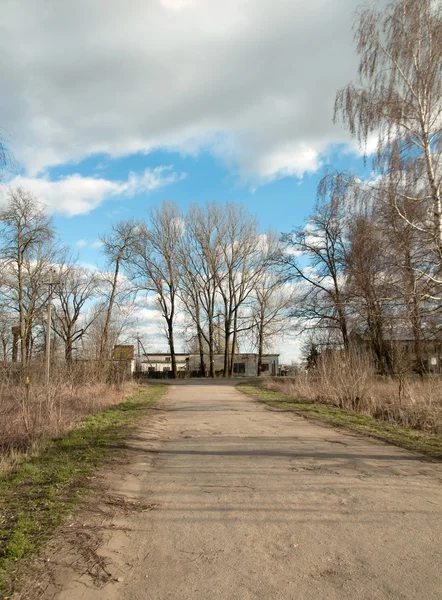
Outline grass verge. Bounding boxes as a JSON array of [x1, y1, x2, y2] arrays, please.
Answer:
[[0, 384, 166, 594], [238, 383, 442, 460]]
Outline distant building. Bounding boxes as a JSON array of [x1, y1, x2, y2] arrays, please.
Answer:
[[135, 353, 189, 374], [187, 353, 279, 377], [133, 351, 280, 377], [349, 330, 442, 373]]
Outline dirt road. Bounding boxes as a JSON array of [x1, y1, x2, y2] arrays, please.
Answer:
[[40, 382, 442, 600]]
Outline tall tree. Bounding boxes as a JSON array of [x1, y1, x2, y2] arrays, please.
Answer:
[[335, 0, 442, 265], [252, 270, 292, 376], [99, 220, 137, 367], [281, 192, 350, 351], [0, 187, 55, 368], [346, 214, 396, 375], [52, 264, 99, 363], [214, 203, 268, 376], [130, 202, 182, 379], [178, 202, 226, 377]]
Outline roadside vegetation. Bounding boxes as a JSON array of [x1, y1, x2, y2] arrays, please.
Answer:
[[0, 384, 166, 595], [0, 363, 137, 474], [239, 364, 442, 459]]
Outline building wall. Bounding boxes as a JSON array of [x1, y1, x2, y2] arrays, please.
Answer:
[[137, 354, 189, 373], [188, 353, 279, 376]]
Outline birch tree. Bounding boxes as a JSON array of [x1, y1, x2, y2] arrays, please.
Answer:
[[335, 0, 442, 266]]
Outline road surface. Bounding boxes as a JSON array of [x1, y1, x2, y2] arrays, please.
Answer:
[[40, 382, 442, 600]]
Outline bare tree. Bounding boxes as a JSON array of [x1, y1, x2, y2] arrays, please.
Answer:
[[281, 192, 350, 351], [251, 269, 292, 376], [345, 214, 396, 375], [178, 202, 227, 377], [130, 202, 182, 379], [375, 191, 434, 373], [213, 203, 270, 376], [52, 263, 99, 363], [335, 0, 442, 263], [0, 187, 55, 368], [99, 220, 138, 367]]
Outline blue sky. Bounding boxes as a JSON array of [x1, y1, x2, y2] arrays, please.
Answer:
[[0, 0, 381, 361], [50, 147, 369, 270]]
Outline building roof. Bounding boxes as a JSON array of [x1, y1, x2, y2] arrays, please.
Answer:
[[142, 353, 189, 357]]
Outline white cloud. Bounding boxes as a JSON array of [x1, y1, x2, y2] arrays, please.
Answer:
[[76, 239, 88, 247], [0, 167, 184, 216], [0, 0, 386, 183]]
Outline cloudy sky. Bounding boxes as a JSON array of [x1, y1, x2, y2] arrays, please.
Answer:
[[0, 0, 379, 361]]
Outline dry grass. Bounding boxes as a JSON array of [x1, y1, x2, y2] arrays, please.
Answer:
[[0, 361, 136, 472], [262, 352, 442, 435], [0, 385, 166, 595]]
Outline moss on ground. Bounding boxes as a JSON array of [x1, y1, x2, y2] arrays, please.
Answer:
[[0, 385, 166, 593], [238, 383, 442, 460]]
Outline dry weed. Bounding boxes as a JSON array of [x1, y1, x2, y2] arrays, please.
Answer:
[[263, 351, 442, 434], [0, 360, 136, 470]]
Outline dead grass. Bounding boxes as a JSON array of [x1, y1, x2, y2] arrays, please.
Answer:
[[260, 351, 442, 435], [0, 385, 166, 595], [238, 383, 442, 459], [0, 361, 136, 472]]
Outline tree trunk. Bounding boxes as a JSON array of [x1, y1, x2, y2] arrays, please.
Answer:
[[194, 300, 206, 377], [208, 312, 215, 377], [404, 247, 425, 374], [99, 255, 120, 368], [422, 130, 442, 257], [337, 304, 349, 353], [167, 319, 178, 379], [223, 315, 231, 377], [65, 336, 73, 365], [12, 326, 20, 362], [197, 324, 206, 377], [17, 249, 27, 369], [230, 311, 238, 376], [257, 315, 264, 376]]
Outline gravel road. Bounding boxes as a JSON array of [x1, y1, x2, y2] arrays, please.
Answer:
[[41, 382, 442, 600]]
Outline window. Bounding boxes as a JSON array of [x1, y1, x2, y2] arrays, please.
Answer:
[[261, 363, 269, 372], [148, 367, 155, 373], [164, 356, 171, 362], [163, 367, 171, 372], [233, 362, 246, 374]]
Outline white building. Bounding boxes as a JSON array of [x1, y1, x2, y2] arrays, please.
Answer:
[[134, 352, 279, 377], [135, 353, 189, 374], [187, 353, 279, 377]]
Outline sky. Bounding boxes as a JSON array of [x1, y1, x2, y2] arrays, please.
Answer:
[[0, 0, 381, 363]]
